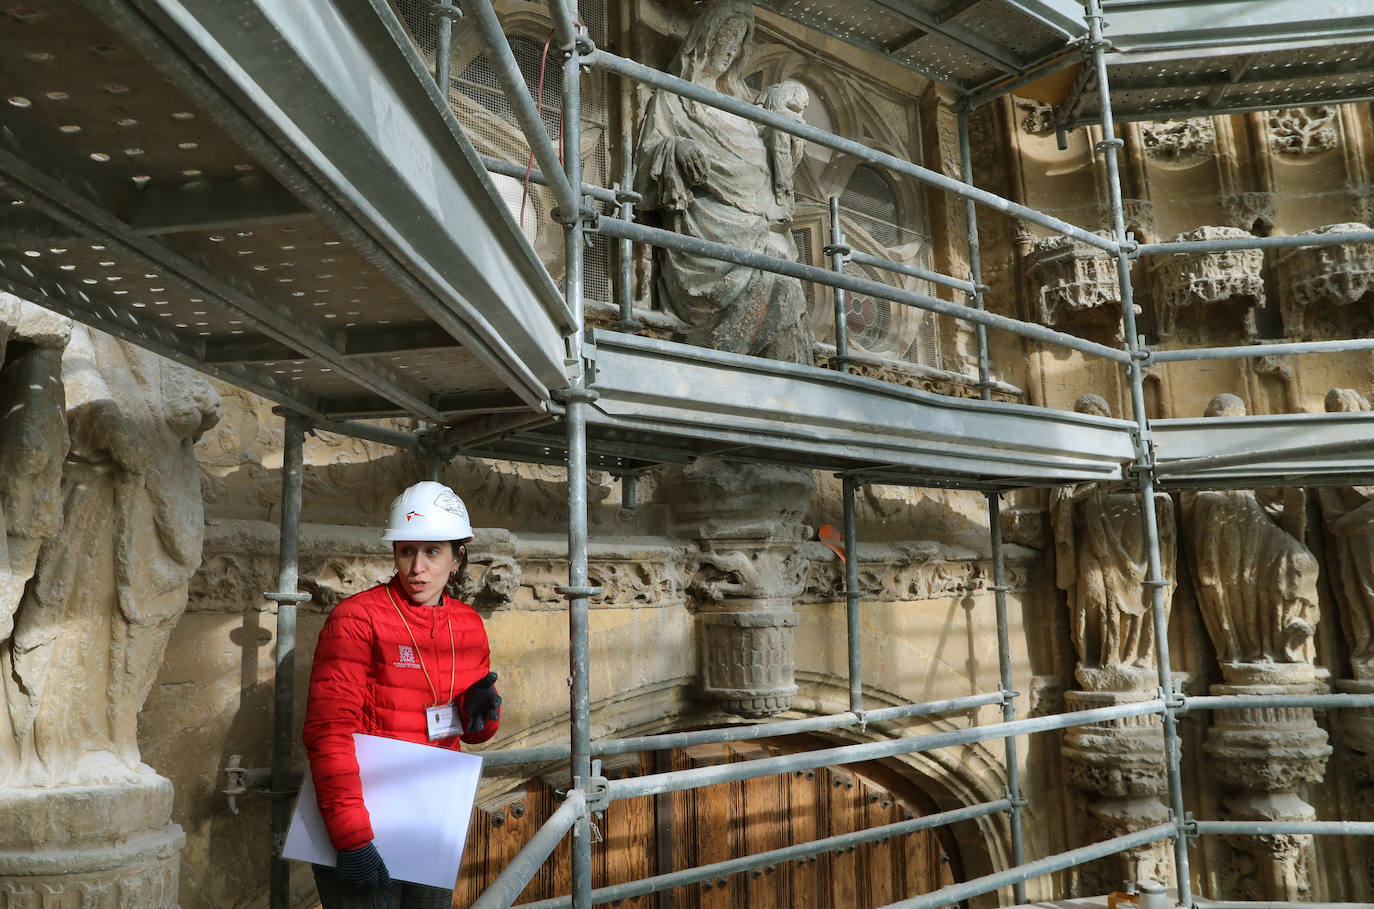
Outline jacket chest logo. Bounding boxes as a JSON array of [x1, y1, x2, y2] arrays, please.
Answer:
[[393, 644, 422, 669]]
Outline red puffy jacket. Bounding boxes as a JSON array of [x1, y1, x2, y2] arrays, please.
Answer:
[[303, 576, 499, 851]]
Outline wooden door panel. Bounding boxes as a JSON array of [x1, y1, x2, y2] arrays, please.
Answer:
[[453, 740, 959, 909]]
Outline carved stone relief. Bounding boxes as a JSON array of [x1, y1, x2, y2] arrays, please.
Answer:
[[1151, 227, 1264, 344], [1274, 223, 1374, 340], [1140, 117, 1216, 163], [1268, 107, 1338, 156], [1024, 235, 1123, 342], [1016, 98, 1056, 136], [1, 321, 220, 907], [1221, 191, 1276, 235]]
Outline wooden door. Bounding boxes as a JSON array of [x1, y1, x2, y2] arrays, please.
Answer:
[[454, 740, 958, 907]]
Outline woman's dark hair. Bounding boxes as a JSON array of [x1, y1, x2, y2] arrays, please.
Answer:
[[447, 540, 469, 594]]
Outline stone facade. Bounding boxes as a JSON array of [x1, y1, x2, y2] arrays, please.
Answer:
[[7, 2, 1374, 907]]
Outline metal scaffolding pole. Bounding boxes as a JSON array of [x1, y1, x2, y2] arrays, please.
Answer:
[[1084, 1, 1193, 905], [550, 3, 597, 907], [469, 790, 588, 909], [958, 100, 1026, 903], [433, 0, 459, 95], [828, 195, 864, 715], [480, 691, 1007, 767], [267, 413, 310, 909], [613, 133, 642, 332]]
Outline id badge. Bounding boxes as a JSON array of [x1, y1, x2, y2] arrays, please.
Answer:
[[426, 703, 463, 741]]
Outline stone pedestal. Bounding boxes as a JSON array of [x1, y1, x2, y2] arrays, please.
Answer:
[[0, 777, 185, 906], [1204, 669, 1331, 902], [1062, 686, 1175, 892], [664, 459, 815, 719]]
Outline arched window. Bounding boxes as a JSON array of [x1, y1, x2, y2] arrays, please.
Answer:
[[840, 164, 901, 248], [456, 34, 563, 140]]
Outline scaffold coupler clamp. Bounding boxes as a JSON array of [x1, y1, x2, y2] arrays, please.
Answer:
[[823, 241, 851, 259], [1182, 811, 1200, 841], [999, 687, 1020, 708], [1005, 787, 1028, 810], [1160, 680, 1187, 715], [555, 584, 604, 600], [262, 590, 313, 611], [429, 1, 462, 21], [612, 184, 642, 207], [223, 755, 248, 816], [552, 386, 600, 406]]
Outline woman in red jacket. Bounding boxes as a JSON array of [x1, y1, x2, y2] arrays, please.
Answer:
[[304, 481, 501, 907]]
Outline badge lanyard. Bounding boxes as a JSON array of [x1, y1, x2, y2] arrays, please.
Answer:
[[385, 585, 456, 708]]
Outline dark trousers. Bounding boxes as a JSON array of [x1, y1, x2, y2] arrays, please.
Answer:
[[313, 865, 454, 909]]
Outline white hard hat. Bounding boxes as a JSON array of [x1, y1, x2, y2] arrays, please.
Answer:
[[381, 481, 474, 542]]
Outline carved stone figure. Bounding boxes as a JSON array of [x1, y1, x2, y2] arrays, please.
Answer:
[[1052, 395, 1176, 690], [1024, 236, 1122, 342], [1181, 394, 1319, 676], [634, 0, 814, 363], [0, 323, 219, 906], [1274, 223, 1374, 340], [1151, 227, 1265, 345]]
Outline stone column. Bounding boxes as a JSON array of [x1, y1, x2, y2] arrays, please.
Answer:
[[0, 311, 220, 906], [663, 459, 814, 718]]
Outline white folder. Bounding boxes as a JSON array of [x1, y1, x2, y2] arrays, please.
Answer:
[[283, 733, 484, 890]]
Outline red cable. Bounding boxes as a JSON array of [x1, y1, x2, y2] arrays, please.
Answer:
[[519, 22, 581, 233]]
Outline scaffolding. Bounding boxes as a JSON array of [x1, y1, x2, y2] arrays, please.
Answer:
[[5, 1, 1374, 908]]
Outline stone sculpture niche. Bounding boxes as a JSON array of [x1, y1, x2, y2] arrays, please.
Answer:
[[1024, 235, 1123, 344], [1274, 223, 1374, 340], [1181, 393, 1329, 903], [1314, 388, 1374, 784], [634, 0, 814, 364], [0, 308, 221, 907], [1052, 394, 1176, 891], [1150, 227, 1264, 345], [664, 458, 814, 718]]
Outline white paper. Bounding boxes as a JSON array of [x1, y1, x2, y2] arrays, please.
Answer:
[[283, 733, 484, 889]]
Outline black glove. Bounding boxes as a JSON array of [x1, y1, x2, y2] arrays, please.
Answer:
[[461, 672, 502, 733], [335, 841, 391, 889]]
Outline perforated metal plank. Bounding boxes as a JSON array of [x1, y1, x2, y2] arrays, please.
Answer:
[[1100, 0, 1374, 57], [0, 0, 570, 422], [580, 331, 1135, 485], [1153, 411, 1374, 489]]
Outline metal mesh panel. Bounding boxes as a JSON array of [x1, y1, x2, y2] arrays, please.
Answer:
[[389, 0, 612, 304]]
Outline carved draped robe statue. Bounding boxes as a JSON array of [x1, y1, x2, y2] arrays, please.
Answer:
[[1051, 395, 1176, 689], [1181, 394, 1319, 671], [1, 326, 220, 786], [1315, 388, 1374, 679], [634, 0, 814, 363]]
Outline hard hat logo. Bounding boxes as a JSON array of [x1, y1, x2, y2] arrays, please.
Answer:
[[381, 481, 475, 542]]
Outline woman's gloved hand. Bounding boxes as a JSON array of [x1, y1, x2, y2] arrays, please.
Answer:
[[335, 841, 391, 889], [461, 672, 502, 733]]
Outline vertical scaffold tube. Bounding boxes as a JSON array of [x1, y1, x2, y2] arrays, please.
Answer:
[[958, 101, 1026, 903], [434, 0, 457, 101], [1084, 1, 1192, 904], [559, 10, 595, 909], [614, 133, 642, 332], [828, 196, 851, 367], [269, 412, 306, 909], [842, 475, 863, 715]]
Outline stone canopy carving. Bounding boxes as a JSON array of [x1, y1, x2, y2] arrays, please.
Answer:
[[1024, 234, 1122, 342], [1274, 222, 1374, 340], [1140, 117, 1216, 163], [634, 0, 813, 363], [1151, 226, 1265, 344], [1268, 107, 1338, 156]]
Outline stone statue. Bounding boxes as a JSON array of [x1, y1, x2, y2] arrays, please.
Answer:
[[634, 0, 814, 363], [2, 326, 220, 787], [1315, 387, 1374, 680], [1181, 393, 1319, 672], [1051, 394, 1176, 690]]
